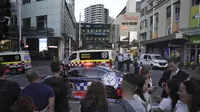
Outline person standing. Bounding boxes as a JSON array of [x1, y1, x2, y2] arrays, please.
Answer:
[[0, 64, 21, 112], [118, 54, 123, 71], [43, 61, 72, 112], [21, 69, 55, 112], [109, 74, 147, 112], [158, 58, 189, 98]]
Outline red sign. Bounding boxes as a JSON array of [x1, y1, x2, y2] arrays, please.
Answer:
[[123, 15, 139, 21]]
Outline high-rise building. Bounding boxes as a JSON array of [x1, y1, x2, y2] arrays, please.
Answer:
[[84, 4, 109, 24], [104, 8, 109, 24]]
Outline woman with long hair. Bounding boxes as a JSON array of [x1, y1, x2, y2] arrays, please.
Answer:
[[175, 80, 200, 112], [80, 81, 108, 112], [11, 96, 37, 112], [151, 79, 180, 112], [134, 76, 151, 111]]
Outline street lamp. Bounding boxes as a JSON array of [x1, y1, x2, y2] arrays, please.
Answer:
[[16, 0, 22, 51], [79, 13, 84, 48]]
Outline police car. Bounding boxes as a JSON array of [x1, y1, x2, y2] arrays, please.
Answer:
[[42, 63, 123, 102]]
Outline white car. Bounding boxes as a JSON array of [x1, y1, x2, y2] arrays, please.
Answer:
[[139, 54, 168, 68]]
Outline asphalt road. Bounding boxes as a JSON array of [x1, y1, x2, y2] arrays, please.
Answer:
[[6, 65, 164, 112]]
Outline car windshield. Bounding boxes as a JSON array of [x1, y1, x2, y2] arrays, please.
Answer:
[[154, 55, 164, 60]]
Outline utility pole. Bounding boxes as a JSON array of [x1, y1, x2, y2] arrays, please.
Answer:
[[17, 0, 22, 51], [170, 0, 174, 34], [79, 13, 81, 47]]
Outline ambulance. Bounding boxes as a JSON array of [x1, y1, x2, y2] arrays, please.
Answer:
[[0, 51, 32, 74], [64, 50, 117, 68]]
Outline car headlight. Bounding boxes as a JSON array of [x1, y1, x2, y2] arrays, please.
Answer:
[[101, 72, 119, 89]]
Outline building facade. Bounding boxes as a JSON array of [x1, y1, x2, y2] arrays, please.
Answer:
[[139, 0, 200, 63], [21, 0, 76, 60], [113, 0, 141, 54], [84, 4, 109, 24], [80, 23, 111, 49]]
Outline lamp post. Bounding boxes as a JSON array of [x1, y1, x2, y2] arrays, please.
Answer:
[[16, 0, 22, 51]]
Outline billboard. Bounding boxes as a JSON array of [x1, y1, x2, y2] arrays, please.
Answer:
[[190, 5, 200, 28]]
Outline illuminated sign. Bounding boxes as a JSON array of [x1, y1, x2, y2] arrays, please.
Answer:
[[123, 15, 139, 21], [121, 22, 138, 25]]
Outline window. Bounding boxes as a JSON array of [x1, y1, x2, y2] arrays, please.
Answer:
[[155, 13, 159, 29], [174, 1, 180, 18], [23, 0, 30, 5], [150, 16, 153, 26], [68, 53, 77, 60], [36, 15, 47, 28], [79, 52, 109, 60], [23, 18, 31, 28], [192, 0, 200, 6], [144, 55, 148, 59], [68, 69, 83, 77], [0, 55, 21, 62], [144, 20, 147, 28], [148, 55, 152, 60], [166, 6, 171, 18], [83, 69, 106, 77]]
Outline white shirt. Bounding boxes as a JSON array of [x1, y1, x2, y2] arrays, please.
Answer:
[[170, 69, 179, 79], [133, 94, 151, 111], [159, 97, 172, 112], [118, 55, 123, 62], [175, 100, 189, 112]]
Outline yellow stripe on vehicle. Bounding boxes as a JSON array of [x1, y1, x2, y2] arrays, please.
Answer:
[[0, 61, 22, 65]]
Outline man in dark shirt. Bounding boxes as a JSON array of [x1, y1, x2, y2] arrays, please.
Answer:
[[0, 64, 21, 112], [158, 58, 189, 98], [43, 61, 72, 112], [21, 69, 55, 112]]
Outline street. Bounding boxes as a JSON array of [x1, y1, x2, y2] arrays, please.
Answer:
[[6, 64, 164, 112]]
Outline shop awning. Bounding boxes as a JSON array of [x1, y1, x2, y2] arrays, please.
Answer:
[[141, 34, 176, 44], [180, 27, 200, 36]]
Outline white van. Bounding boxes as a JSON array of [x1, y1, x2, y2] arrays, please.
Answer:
[[64, 50, 117, 67], [0, 51, 32, 74], [139, 54, 167, 68]]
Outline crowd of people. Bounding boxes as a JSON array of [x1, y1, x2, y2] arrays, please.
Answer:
[[0, 58, 200, 112]]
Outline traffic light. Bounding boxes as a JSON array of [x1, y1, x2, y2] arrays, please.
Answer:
[[0, 0, 11, 40], [21, 40, 24, 48]]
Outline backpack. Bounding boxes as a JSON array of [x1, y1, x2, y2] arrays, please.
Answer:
[[44, 77, 70, 112], [0, 80, 13, 112]]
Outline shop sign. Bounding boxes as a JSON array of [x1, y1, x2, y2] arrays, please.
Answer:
[[190, 6, 200, 28], [189, 36, 200, 44], [121, 22, 138, 25], [123, 15, 139, 21]]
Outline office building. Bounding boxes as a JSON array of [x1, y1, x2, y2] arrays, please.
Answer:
[[20, 0, 76, 60]]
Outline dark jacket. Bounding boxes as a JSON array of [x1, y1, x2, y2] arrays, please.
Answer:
[[109, 99, 136, 112], [43, 77, 71, 112], [80, 100, 108, 112], [158, 70, 189, 98]]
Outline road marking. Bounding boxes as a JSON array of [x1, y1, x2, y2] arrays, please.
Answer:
[[7, 75, 21, 80]]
